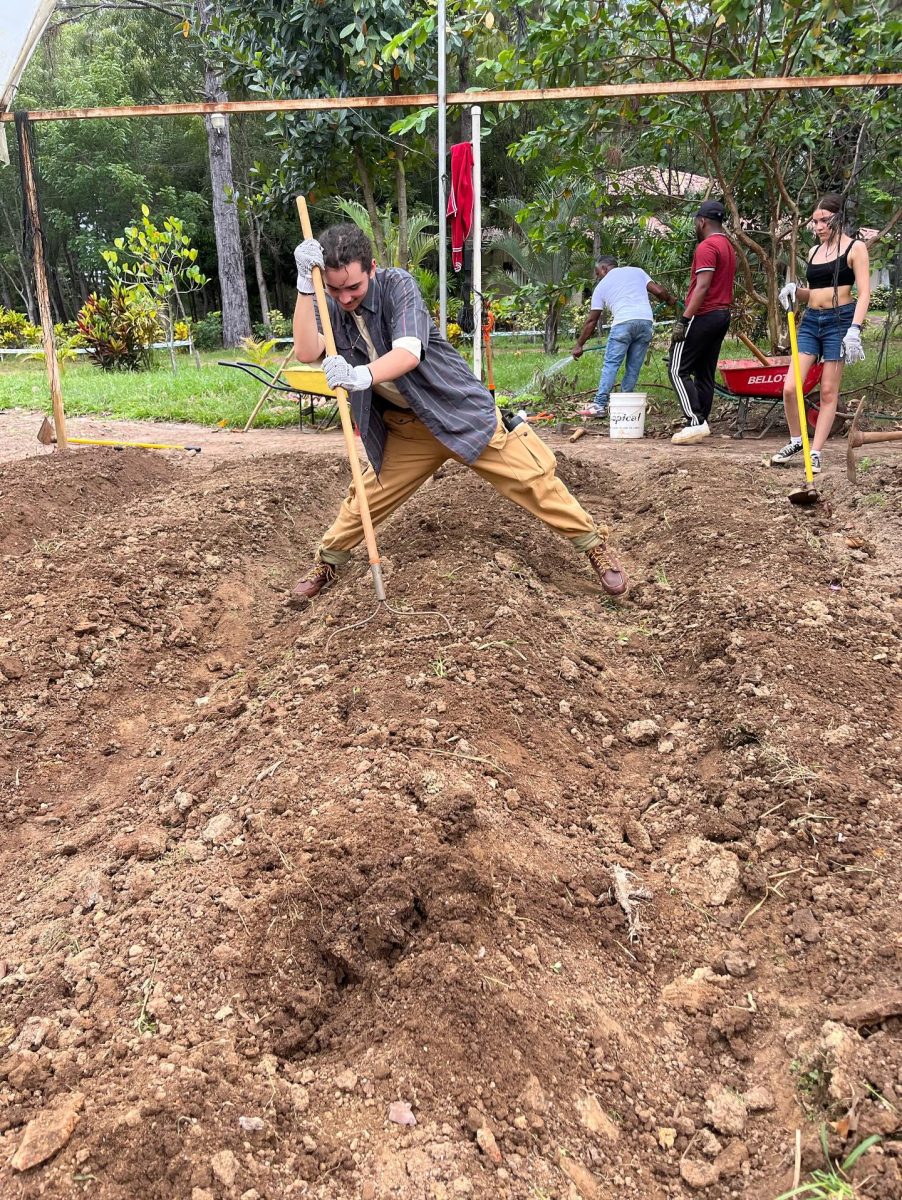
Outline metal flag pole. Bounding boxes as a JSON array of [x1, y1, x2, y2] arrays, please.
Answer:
[[471, 104, 482, 384], [437, 0, 448, 337]]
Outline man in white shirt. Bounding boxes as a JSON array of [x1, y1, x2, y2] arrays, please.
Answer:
[[572, 256, 677, 416]]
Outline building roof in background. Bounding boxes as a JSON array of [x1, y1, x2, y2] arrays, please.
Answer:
[[608, 167, 712, 200]]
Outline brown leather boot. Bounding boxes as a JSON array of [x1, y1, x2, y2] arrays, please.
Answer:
[[586, 541, 628, 597], [288, 561, 337, 607]]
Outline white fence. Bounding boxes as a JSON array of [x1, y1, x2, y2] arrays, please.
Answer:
[[0, 339, 194, 359]]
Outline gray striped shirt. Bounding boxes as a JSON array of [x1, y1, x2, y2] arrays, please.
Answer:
[[320, 268, 496, 475]]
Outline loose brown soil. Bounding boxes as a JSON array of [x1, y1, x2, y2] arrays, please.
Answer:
[[1, 422, 900, 1200]]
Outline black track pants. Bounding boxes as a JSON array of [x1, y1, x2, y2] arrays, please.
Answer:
[[668, 308, 731, 425]]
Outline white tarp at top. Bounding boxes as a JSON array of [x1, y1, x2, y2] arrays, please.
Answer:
[[0, 0, 58, 162], [0, 0, 57, 111]]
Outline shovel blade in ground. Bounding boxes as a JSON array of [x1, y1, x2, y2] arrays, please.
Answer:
[[788, 482, 821, 507]]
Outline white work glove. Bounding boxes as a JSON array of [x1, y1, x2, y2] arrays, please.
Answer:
[[323, 355, 373, 393], [778, 281, 797, 311], [841, 325, 865, 365], [294, 238, 325, 295]]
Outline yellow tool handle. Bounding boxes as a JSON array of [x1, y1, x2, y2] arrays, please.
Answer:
[[296, 195, 386, 603], [786, 309, 814, 486], [69, 437, 200, 452]]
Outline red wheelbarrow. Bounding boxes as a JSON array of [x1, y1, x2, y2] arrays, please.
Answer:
[[715, 356, 828, 439]]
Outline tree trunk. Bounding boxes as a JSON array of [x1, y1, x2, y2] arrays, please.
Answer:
[[49, 260, 66, 324], [274, 271, 286, 318], [65, 245, 89, 306], [0, 260, 29, 315], [395, 150, 408, 270], [248, 213, 271, 331], [172, 288, 203, 368], [543, 301, 559, 355], [164, 300, 178, 372], [2, 202, 36, 320], [197, 0, 251, 349], [353, 148, 389, 264]]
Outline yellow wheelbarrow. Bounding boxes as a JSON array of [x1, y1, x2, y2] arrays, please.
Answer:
[[219, 360, 338, 432]]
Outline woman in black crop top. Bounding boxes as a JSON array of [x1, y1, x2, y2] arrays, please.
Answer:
[[771, 193, 870, 474]]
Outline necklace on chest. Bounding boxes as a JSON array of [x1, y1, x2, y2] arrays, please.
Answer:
[[814, 239, 846, 264]]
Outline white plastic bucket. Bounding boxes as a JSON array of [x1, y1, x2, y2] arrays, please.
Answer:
[[609, 392, 647, 439]]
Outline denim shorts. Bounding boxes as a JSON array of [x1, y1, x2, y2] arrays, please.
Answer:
[[796, 302, 855, 362]]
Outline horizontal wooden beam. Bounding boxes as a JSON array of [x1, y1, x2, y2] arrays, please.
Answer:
[[2, 73, 900, 123]]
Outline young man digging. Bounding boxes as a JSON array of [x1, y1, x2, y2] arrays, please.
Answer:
[[288, 225, 628, 605]]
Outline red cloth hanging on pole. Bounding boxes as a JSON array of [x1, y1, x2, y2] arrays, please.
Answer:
[[446, 142, 474, 272]]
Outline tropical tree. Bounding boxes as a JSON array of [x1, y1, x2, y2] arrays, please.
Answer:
[[9, 7, 212, 323], [212, 1, 442, 256], [481, 0, 902, 348], [194, 0, 252, 345], [103, 207, 208, 369], [332, 199, 437, 272], [493, 183, 595, 352]]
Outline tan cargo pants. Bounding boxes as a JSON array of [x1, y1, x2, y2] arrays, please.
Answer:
[[318, 409, 602, 566]]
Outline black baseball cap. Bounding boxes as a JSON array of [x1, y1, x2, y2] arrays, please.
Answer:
[[696, 199, 726, 221]]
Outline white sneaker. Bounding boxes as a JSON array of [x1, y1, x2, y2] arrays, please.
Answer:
[[671, 421, 710, 445], [771, 440, 804, 466], [578, 402, 608, 418], [810, 450, 822, 475]]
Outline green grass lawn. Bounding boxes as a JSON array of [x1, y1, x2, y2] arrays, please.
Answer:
[[0, 333, 897, 430]]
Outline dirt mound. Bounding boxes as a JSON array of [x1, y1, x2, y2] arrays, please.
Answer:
[[0, 449, 179, 556], [0, 445, 900, 1199]]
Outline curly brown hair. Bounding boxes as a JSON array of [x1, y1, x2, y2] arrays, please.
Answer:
[[319, 224, 374, 272]]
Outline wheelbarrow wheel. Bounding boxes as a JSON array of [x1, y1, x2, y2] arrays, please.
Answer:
[[805, 393, 846, 439]]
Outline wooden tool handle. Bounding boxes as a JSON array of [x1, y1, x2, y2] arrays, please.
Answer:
[[854, 430, 902, 447], [736, 331, 772, 368], [296, 196, 385, 602]]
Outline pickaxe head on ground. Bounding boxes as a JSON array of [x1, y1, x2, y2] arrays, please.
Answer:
[[846, 398, 902, 484]]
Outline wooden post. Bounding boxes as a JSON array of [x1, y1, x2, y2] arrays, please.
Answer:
[[471, 104, 482, 385], [1, 74, 900, 124], [17, 115, 67, 449]]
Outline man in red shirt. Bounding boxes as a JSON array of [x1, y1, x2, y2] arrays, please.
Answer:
[[668, 199, 736, 444]]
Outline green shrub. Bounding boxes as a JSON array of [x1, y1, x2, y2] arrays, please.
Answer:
[[491, 294, 545, 332], [567, 299, 592, 339], [430, 296, 464, 326], [193, 310, 223, 350], [869, 286, 897, 313], [252, 308, 292, 339], [0, 307, 41, 349], [239, 336, 278, 365], [76, 283, 161, 371]]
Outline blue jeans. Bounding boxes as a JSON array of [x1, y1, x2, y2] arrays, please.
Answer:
[[594, 320, 654, 408], [796, 302, 855, 362]]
